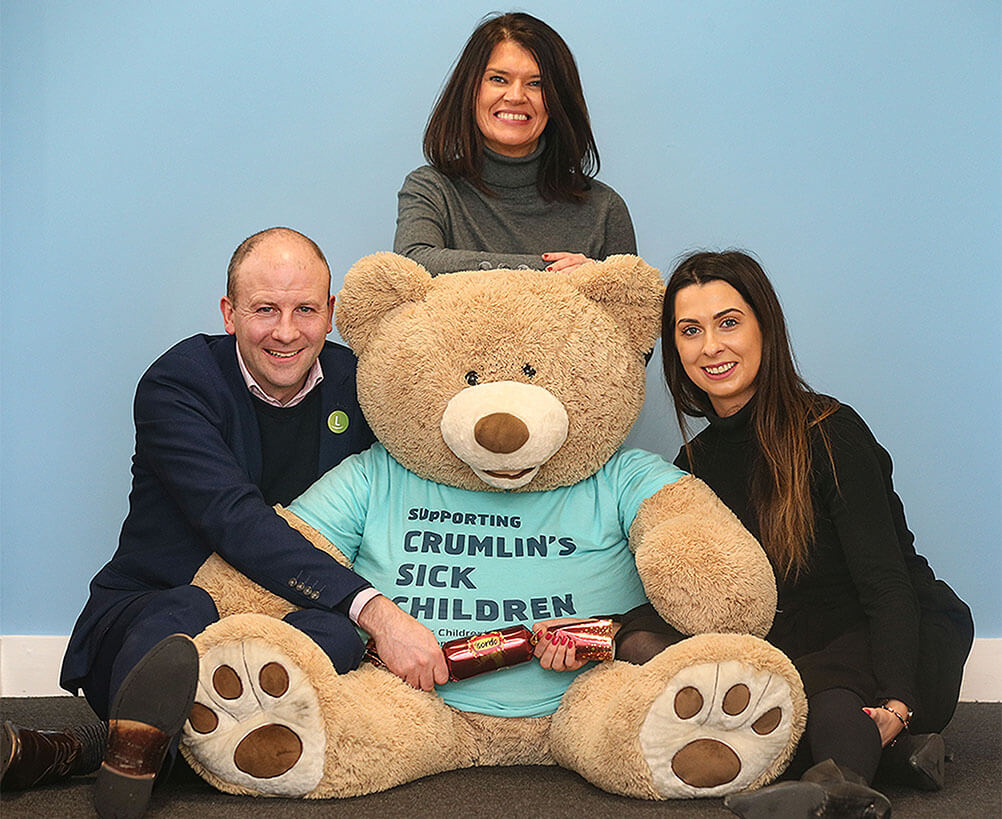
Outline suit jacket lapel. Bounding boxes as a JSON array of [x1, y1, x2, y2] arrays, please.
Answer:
[[317, 344, 356, 474], [212, 335, 263, 484]]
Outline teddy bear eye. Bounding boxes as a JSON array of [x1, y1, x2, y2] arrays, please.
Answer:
[[465, 370, 479, 386], [522, 363, 536, 378]]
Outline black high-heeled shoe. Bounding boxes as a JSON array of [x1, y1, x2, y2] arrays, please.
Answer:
[[878, 732, 945, 791], [724, 759, 891, 819]]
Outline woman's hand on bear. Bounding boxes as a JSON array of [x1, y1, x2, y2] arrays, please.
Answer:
[[542, 252, 591, 273], [532, 618, 589, 672], [357, 595, 449, 690]]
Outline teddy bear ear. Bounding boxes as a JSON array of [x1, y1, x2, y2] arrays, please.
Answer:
[[335, 252, 432, 356], [567, 255, 666, 356]]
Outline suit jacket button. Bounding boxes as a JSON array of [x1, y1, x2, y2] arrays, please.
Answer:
[[311, 592, 320, 600]]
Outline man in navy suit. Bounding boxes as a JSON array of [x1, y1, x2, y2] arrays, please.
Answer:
[[1, 228, 448, 815]]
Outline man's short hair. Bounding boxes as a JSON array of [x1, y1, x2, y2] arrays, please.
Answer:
[[226, 227, 330, 300]]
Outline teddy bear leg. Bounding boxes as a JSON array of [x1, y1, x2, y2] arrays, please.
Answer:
[[180, 613, 471, 798], [550, 633, 806, 799]]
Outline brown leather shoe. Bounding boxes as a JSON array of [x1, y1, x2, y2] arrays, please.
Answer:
[[93, 634, 198, 819], [1, 720, 84, 790]]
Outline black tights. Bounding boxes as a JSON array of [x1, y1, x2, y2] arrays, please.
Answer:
[[804, 688, 883, 784], [614, 628, 679, 664]]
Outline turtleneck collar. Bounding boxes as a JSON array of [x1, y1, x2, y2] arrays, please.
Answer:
[[481, 137, 545, 189], [705, 396, 755, 443]]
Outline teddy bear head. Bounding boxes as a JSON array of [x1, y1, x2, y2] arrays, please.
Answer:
[[335, 253, 664, 493]]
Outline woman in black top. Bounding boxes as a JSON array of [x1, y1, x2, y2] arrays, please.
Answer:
[[615, 251, 973, 818]]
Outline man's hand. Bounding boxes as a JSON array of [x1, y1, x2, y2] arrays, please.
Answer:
[[356, 595, 448, 691]]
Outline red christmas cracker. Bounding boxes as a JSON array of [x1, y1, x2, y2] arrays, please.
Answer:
[[364, 618, 615, 681]]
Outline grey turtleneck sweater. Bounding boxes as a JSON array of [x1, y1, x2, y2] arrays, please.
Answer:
[[393, 143, 636, 276]]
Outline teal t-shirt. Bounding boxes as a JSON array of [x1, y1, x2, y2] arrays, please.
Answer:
[[288, 444, 687, 717]]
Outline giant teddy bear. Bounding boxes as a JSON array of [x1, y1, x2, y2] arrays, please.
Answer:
[[181, 253, 807, 800]]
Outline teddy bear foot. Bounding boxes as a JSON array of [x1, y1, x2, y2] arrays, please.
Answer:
[[638, 654, 796, 797], [551, 633, 805, 800], [180, 616, 327, 797]]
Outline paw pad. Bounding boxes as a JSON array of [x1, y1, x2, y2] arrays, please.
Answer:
[[640, 659, 796, 797], [259, 662, 289, 697], [722, 683, 750, 715], [181, 639, 325, 796], [233, 724, 303, 778], [671, 738, 741, 787], [213, 665, 243, 699], [674, 686, 703, 719]]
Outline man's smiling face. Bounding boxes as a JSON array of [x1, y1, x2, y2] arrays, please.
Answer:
[[220, 233, 334, 404]]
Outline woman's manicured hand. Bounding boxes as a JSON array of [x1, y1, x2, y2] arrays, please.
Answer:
[[542, 252, 591, 272], [532, 618, 589, 672], [863, 699, 910, 747]]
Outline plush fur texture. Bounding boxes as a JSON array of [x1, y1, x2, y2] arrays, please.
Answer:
[[192, 507, 350, 620], [551, 633, 807, 799], [184, 254, 806, 800], [336, 253, 661, 492], [630, 477, 777, 637]]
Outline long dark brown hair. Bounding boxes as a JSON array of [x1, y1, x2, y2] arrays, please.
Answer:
[[662, 251, 838, 579], [423, 12, 598, 203]]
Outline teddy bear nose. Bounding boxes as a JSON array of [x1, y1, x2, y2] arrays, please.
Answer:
[[474, 413, 530, 453]]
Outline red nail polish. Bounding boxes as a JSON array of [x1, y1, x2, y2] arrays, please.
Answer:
[[544, 632, 552, 641]]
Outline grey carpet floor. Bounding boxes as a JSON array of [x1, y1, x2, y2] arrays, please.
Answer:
[[2, 697, 999, 817]]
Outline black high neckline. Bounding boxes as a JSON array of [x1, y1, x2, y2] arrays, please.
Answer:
[[704, 397, 755, 444]]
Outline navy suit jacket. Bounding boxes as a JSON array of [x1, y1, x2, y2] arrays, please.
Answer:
[[61, 334, 376, 692]]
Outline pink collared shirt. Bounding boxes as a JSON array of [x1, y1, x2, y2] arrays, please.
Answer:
[[235, 344, 381, 625], [235, 345, 324, 407]]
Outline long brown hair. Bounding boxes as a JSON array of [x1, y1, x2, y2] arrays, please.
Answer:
[[662, 251, 837, 579], [423, 12, 598, 203]]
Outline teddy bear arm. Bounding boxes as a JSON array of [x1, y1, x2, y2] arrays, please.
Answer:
[[191, 553, 297, 619], [190, 506, 352, 619], [630, 477, 776, 636], [274, 505, 353, 567]]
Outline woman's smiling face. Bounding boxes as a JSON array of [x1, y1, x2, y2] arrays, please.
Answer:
[[673, 280, 763, 417], [475, 40, 548, 157]]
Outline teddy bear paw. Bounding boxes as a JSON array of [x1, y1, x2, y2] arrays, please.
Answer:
[[638, 658, 795, 798], [181, 637, 326, 796]]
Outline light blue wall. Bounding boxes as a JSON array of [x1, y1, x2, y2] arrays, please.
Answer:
[[2, 1, 999, 639]]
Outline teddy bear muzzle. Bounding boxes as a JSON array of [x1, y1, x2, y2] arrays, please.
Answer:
[[440, 380, 569, 489]]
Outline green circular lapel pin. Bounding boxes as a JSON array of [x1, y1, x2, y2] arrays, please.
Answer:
[[327, 410, 350, 434]]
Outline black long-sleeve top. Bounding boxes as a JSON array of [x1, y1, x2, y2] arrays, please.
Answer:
[[675, 399, 923, 707]]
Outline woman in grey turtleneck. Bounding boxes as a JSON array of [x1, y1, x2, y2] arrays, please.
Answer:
[[394, 12, 636, 277]]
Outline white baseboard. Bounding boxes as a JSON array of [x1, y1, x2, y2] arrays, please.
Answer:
[[958, 638, 1000, 703], [2, 634, 999, 700], [1, 635, 72, 697]]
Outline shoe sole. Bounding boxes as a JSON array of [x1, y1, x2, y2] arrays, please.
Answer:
[[94, 634, 199, 819], [725, 779, 891, 819], [725, 781, 827, 818]]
